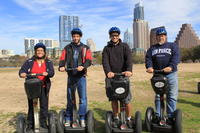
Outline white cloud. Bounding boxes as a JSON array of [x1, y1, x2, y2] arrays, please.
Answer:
[[1, 0, 200, 53], [143, 0, 200, 41]]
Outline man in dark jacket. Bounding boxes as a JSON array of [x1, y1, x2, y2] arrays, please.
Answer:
[[19, 43, 54, 132], [59, 28, 92, 127], [145, 27, 179, 124], [102, 27, 133, 128]]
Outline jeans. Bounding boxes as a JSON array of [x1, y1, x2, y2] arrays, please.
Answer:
[[66, 76, 87, 120], [155, 72, 179, 118]]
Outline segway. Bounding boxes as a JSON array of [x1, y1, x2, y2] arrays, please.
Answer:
[[145, 70, 182, 133], [105, 73, 142, 133], [197, 82, 200, 94], [16, 73, 57, 133], [57, 68, 95, 133]]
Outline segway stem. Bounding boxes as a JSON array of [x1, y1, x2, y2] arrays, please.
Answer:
[[160, 94, 165, 124], [33, 98, 40, 132]]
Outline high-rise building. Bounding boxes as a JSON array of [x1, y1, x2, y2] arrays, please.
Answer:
[[123, 29, 134, 49], [24, 38, 60, 58], [175, 24, 200, 48], [86, 39, 96, 52], [133, 1, 150, 54], [0, 49, 14, 58], [134, 0, 144, 21], [59, 15, 79, 49], [133, 20, 150, 52], [150, 26, 165, 45]]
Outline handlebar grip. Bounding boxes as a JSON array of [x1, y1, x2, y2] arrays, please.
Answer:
[[114, 73, 124, 76]]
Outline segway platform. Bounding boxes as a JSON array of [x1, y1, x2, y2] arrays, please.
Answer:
[[64, 126, 85, 133], [152, 123, 172, 132], [112, 127, 134, 133]]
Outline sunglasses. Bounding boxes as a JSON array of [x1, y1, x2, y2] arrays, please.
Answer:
[[111, 34, 119, 37]]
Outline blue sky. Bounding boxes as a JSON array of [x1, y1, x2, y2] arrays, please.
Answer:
[[0, 0, 200, 54]]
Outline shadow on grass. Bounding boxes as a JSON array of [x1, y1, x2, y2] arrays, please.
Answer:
[[179, 89, 198, 95], [178, 99, 200, 108], [93, 108, 106, 133]]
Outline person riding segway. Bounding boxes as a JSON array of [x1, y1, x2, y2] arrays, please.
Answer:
[[18, 43, 56, 133], [57, 28, 94, 133], [145, 27, 182, 133], [102, 27, 142, 133]]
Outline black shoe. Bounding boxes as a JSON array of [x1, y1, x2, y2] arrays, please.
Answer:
[[40, 121, 48, 129], [166, 117, 174, 125], [112, 118, 120, 128], [153, 116, 160, 124]]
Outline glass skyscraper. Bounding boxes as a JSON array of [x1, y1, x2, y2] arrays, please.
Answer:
[[59, 16, 79, 49], [134, 1, 144, 21]]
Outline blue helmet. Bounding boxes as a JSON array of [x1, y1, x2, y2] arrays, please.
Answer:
[[71, 28, 82, 36], [34, 43, 46, 52], [109, 27, 121, 35], [156, 27, 167, 36]]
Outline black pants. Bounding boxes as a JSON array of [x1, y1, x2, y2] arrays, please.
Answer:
[[27, 87, 49, 127]]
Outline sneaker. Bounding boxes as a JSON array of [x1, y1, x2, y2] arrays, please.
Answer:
[[80, 120, 86, 128], [112, 117, 119, 128], [64, 120, 71, 127]]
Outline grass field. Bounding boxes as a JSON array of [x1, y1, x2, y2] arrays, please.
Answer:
[[0, 64, 200, 133]]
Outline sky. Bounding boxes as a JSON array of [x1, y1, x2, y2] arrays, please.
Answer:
[[0, 0, 200, 54]]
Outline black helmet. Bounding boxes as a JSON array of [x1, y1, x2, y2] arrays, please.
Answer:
[[71, 28, 82, 36], [34, 43, 46, 52], [109, 27, 121, 35]]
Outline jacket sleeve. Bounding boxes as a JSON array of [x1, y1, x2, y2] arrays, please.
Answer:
[[82, 48, 92, 68], [169, 43, 180, 70], [124, 44, 133, 72], [47, 60, 55, 78], [102, 47, 111, 75], [58, 49, 67, 69], [18, 60, 29, 77], [145, 47, 153, 69]]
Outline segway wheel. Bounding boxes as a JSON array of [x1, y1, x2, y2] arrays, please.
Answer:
[[145, 107, 154, 132], [134, 111, 142, 133], [86, 110, 95, 133], [174, 109, 182, 133], [105, 111, 113, 133], [198, 82, 200, 94], [48, 110, 57, 133], [57, 109, 65, 133], [16, 114, 25, 133]]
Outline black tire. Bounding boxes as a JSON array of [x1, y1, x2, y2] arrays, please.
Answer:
[[86, 110, 95, 133], [145, 107, 154, 132], [16, 114, 25, 133], [48, 110, 57, 133], [198, 82, 200, 94], [134, 111, 142, 133], [56, 109, 65, 133], [105, 111, 112, 133], [174, 109, 182, 133]]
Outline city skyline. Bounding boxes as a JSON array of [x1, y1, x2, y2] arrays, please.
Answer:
[[0, 0, 200, 54]]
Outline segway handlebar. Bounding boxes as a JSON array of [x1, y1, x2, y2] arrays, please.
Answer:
[[153, 70, 165, 74], [26, 73, 43, 77], [114, 73, 125, 76], [65, 68, 77, 72]]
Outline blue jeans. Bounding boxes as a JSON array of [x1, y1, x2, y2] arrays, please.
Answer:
[[66, 76, 87, 120], [155, 72, 179, 118]]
